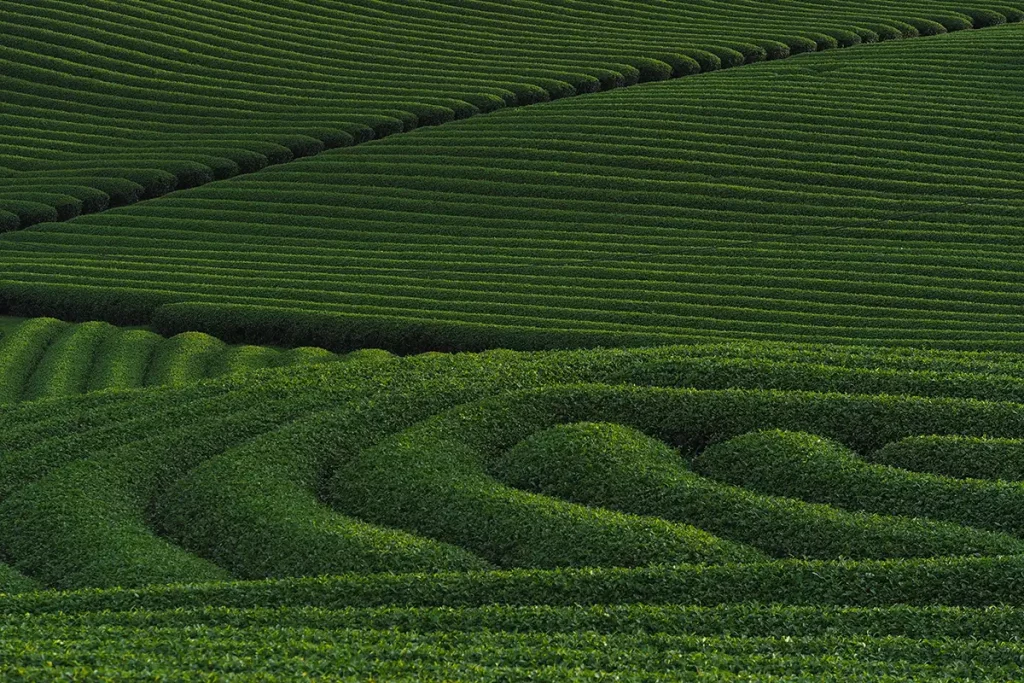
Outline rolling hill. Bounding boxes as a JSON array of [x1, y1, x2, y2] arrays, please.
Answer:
[[0, 316, 338, 402], [2, 340, 1024, 676], [2, 17, 1023, 351], [3, 1, 1024, 679]]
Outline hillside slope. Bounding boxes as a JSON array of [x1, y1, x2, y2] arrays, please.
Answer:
[[4, 22, 1023, 351], [1, 1, 1017, 229], [5, 339, 1024, 592], [0, 316, 338, 404], [4, 340, 1024, 675], [5, 3, 1024, 678]]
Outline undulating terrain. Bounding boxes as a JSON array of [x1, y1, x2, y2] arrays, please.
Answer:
[[3, 1, 1024, 679]]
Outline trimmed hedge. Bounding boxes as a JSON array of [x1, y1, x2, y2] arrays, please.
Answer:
[[2, 16, 1020, 356], [930, 12, 978, 30], [0, 316, 339, 403], [676, 48, 722, 72], [727, 42, 769, 63], [871, 435, 1024, 481], [774, 35, 820, 54], [799, 32, 841, 51], [651, 53, 702, 78], [820, 28, 864, 47], [0, 317, 66, 404], [6, 616, 1024, 679], [20, 320, 114, 401], [959, 8, 1011, 26], [901, 17, 950, 35], [885, 19, 923, 37], [9, 554, 1024, 613], [751, 39, 792, 60], [155, 406, 495, 580], [0, 563, 38, 595], [993, 5, 1024, 22], [703, 46, 747, 69], [694, 429, 1024, 539], [143, 331, 225, 387], [329, 417, 764, 569], [851, 26, 881, 43], [490, 422, 1022, 559]]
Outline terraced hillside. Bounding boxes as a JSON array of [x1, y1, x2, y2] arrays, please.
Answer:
[[0, 316, 337, 403], [4, 342, 1024, 676], [1, 0, 1017, 230], [2, 16, 1023, 352], [5, 1, 1024, 679]]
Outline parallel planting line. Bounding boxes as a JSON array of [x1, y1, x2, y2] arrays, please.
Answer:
[[5, 340, 1024, 592], [0, 317, 338, 403], [3, 20, 1024, 352], [0, 2, 1019, 229], [3, 338, 1024, 675]]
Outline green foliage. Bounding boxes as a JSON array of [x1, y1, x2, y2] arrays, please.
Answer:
[[704, 46, 747, 68], [491, 422, 1020, 559], [331, 423, 763, 568], [9, 336, 1024, 588], [3, 22, 1022, 352], [0, 317, 339, 403], [993, 5, 1024, 21], [0, 563, 38, 595], [0, 0, 1016, 231], [959, 8, 1011, 26], [694, 429, 1024, 539], [0, 317, 66, 404], [901, 17, 950, 35], [871, 435, 1024, 481], [851, 26, 881, 43], [775, 35, 820, 54], [0, 337, 1023, 674], [930, 11, 978, 30], [727, 42, 769, 63], [155, 409, 493, 580], [752, 39, 792, 60], [651, 53, 702, 78], [885, 19, 923, 37], [820, 28, 864, 47], [2, 2, 1024, 676], [8, 611, 1024, 680], [85, 328, 162, 392], [676, 49, 723, 72], [20, 321, 113, 401], [799, 32, 841, 50]]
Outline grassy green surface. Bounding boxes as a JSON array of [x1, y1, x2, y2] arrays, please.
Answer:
[[1, 4, 1023, 352], [0, 0, 1014, 231], [0, 317, 337, 404], [3, 340, 1024, 677], [4, 1, 1024, 679], [0, 316, 24, 334]]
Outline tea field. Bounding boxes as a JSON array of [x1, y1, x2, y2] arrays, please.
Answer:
[[5, 342, 1024, 677], [0, 316, 338, 402], [3, 0, 1024, 680], [2, 0, 1017, 232], [4, 16, 1024, 351]]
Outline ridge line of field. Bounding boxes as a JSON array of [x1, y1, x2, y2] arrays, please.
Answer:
[[6, 9, 1015, 232]]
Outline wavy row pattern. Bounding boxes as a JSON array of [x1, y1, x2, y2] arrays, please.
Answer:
[[0, 316, 337, 404], [3, 340, 1024, 591], [4, 340, 1024, 675], [4, 21, 1024, 351], [0, 1, 1017, 229]]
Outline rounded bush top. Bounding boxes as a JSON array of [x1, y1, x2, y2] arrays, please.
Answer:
[[928, 12, 976, 31], [497, 422, 680, 493], [958, 8, 1009, 28], [859, 23, 908, 41], [901, 17, 949, 36]]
